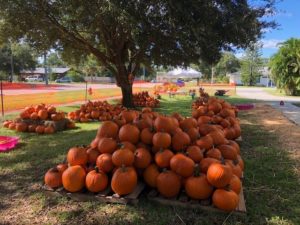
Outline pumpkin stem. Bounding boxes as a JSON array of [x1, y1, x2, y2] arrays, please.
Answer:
[[121, 164, 127, 172], [94, 166, 99, 173], [194, 164, 200, 177]]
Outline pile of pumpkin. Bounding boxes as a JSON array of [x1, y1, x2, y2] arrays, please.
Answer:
[[45, 100, 243, 212], [131, 91, 160, 108], [67, 100, 124, 122], [2, 104, 75, 134]]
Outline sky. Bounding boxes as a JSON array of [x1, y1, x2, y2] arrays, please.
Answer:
[[236, 0, 300, 58]]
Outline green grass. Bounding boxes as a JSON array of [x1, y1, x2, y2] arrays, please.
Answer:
[[0, 96, 299, 224]]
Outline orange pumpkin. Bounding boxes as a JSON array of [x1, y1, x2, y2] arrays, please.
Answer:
[[62, 165, 86, 192], [118, 124, 140, 144], [212, 189, 239, 211], [87, 148, 100, 164], [140, 127, 155, 145], [186, 146, 203, 163], [155, 149, 174, 168], [85, 168, 108, 192], [185, 173, 213, 200], [200, 158, 221, 173], [35, 125, 45, 134], [172, 131, 191, 151], [152, 132, 171, 149], [15, 123, 28, 132], [134, 148, 152, 169], [170, 154, 195, 177], [218, 144, 238, 160], [207, 163, 233, 188], [195, 135, 214, 150], [38, 109, 48, 120], [143, 164, 160, 188], [30, 112, 38, 120], [96, 153, 114, 173], [67, 146, 88, 166], [97, 137, 117, 154], [206, 147, 222, 160], [97, 121, 119, 139], [28, 124, 37, 132], [111, 166, 137, 195], [156, 170, 181, 198], [229, 175, 241, 194], [112, 148, 134, 167], [44, 126, 55, 134], [44, 167, 62, 188]]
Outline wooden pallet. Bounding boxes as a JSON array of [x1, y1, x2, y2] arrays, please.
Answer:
[[42, 182, 145, 205], [235, 136, 243, 142], [147, 186, 246, 215]]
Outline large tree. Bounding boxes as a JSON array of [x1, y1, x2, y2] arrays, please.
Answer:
[[269, 38, 300, 95], [215, 52, 240, 77], [241, 42, 264, 86], [0, 0, 275, 107]]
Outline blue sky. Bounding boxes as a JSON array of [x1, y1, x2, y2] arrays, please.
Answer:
[[237, 0, 300, 58]]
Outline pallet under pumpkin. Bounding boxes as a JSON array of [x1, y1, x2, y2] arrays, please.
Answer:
[[42, 182, 145, 205]]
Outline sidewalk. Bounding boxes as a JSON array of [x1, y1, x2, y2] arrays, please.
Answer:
[[269, 101, 300, 125]]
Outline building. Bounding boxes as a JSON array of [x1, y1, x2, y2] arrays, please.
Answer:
[[227, 67, 275, 87], [20, 67, 70, 81]]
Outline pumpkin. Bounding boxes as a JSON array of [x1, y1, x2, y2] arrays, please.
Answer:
[[35, 125, 45, 134], [228, 140, 240, 155], [134, 148, 152, 169], [8, 122, 16, 130], [218, 144, 238, 160], [67, 121, 76, 129], [220, 119, 231, 128], [155, 149, 174, 168], [120, 110, 136, 123], [2, 120, 12, 128], [206, 147, 222, 160], [20, 110, 30, 119], [47, 106, 56, 114], [152, 132, 171, 149], [207, 163, 233, 188], [118, 124, 140, 144], [186, 127, 200, 142], [208, 130, 226, 146], [197, 116, 212, 125], [112, 148, 134, 167], [212, 189, 239, 211], [98, 137, 117, 154], [200, 158, 220, 173], [44, 167, 62, 188], [195, 135, 214, 150], [140, 127, 155, 145], [96, 153, 114, 173], [154, 116, 173, 134], [179, 118, 198, 131], [237, 155, 244, 171], [51, 113, 62, 121], [87, 148, 100, 164], [30, 112, 38, 120], [28, 124, 37, 132], [67, 146, 88, 166], [119, 141, 136, 153], [56, 163, 68, 173], [15, 123, 28, 132], [229, 175, 241, 194], [111, 166, 137, 195], [172, 131, 191, 151], [185, 171, 213, 200], [226, 160, 243, 178], [91, 110, 100, 119], [38, 109, 48, 120], [143, 164, 160, 188], [44, 126, 55, 134], [186, 146, 203, 163], [208, 102, 222, 114], [85, 167, 108, 193], [62, 165, 86, 192], [170, 154, 195, 177], [97, 121, 119, 139], [156, 170, 181, 198]]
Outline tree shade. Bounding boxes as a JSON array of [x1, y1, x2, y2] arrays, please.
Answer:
[[0, 0, 275, 106]]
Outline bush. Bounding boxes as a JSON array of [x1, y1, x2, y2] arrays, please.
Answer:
[[67, 71, 85, 82]]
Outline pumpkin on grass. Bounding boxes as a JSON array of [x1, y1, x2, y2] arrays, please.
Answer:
[[44, 126, 55, 134], [143, 164, 160, 188], [67, 146, 88, 166], [97, 121, 119, 139], [35, 125, 45, 134], [229, 175, 242, 194], [156, 170, 181, 198], [185, 172, 213, 200], [44, 167, 62, 188], [85, 167, 108, 193], [15, 123, 28, 132], [212, 189, 239, 211], [62, 165, 86, 192], [111, 166, 137, 195]]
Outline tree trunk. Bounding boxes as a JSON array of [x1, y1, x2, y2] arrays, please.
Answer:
[[120, 82, 134, 108]]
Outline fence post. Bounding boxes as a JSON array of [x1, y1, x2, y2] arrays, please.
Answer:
[[1, 80, 4, 117]]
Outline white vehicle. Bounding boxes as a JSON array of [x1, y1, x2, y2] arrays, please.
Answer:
[[25, 75, 44, 82]]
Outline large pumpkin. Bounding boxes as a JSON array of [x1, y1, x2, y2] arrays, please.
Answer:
[[212, 189, 239, 211], [118, 124, 140, 144], [155, 149, 174, 168], [85, 168, 108, 193], [111, 166, 137, 195], [152, 132, 171, 149], [134, 148, 152, 169], [67, 146, 88, 166], [44, 167, 62, 188], [186, 146, 203, 163], [112, 148, 134, 167], [97, 121, 119, 139], [96, 153, 114, 173], [62, 165, 86, 192], [185, 173, 213, 200], [140, 127, 155, 145], [172, 131, 191, 151], [143, 164, 160, 188], [97, 137, 117, 154], [207, 163, 233, 188], [156, 170, 181, 198], [170, 154, 195, 177]]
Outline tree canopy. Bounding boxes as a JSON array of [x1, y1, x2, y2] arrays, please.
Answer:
[[269, 38, 300, 95], [0, 0, 275, 106]]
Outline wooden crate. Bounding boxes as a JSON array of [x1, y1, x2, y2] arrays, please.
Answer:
[[147, 186, 246, 215], [42, 182, 145, 205], [22, 118, 69, 131]]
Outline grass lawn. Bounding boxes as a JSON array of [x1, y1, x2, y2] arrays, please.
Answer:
[[0, 96, 299, 225]]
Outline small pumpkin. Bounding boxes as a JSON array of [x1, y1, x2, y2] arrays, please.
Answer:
[[87, 148, 100, 164], [97, 121, 119, 139], [207, 163, 233, 188], [170, 153, 195, 177], [8, 122, 16, 130], [15, 123, 28, 132], [111, 166, 137, 195], [229, 175, 241, 194], [212, 189, 239, 212], [38, 109, 48, 120], [186, 146, 203, 163], [119, 141, 136, 153], [67, 146, 88, 166], [112, 148, 134, 167], [96, 153, 114, 173], [30, 112, 39, 120], [85, 167, 108, 193], [140, 127, 155, 145], [195, 135, 214, 150], [206, 147, 222, 160], [118, 124, 140, 144], [134, 148, 152, 169], [156, 170, 181, 198], [35, 125, 45, 134], [44, 167, 62, 188], [172, 131, 191, 151], [44, 126, 55, 134], [218, 144, 238, 160], [155, 149, 174, 168], [97, 137, 117, 154], [28, 124, 37, 132], [152, 132, 171, 149], [143, 164, 160, 188], [200, 158, 221, 173], [62, 165, 86, 192]]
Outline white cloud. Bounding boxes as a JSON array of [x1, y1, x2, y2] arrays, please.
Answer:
[[261, 39, 284, 49]]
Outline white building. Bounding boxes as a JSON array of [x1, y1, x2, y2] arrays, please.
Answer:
[[227, 67, 275, 87]]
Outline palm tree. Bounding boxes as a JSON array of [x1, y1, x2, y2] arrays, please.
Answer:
[[269, 38, 300, 95]]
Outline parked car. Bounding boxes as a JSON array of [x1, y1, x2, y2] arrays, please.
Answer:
[[25, 75, 43, 82], [55, 76, 72, 83]]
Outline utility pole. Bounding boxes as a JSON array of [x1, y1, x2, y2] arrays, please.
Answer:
[[10, 42, 14, 82], [211, 65, 214, 84], [44, 51, 48, 85]]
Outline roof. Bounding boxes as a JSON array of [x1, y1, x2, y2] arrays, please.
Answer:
[[21, 67, 70, 74]]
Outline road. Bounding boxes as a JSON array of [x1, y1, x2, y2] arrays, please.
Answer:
[[236, 87, 300, 103]]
